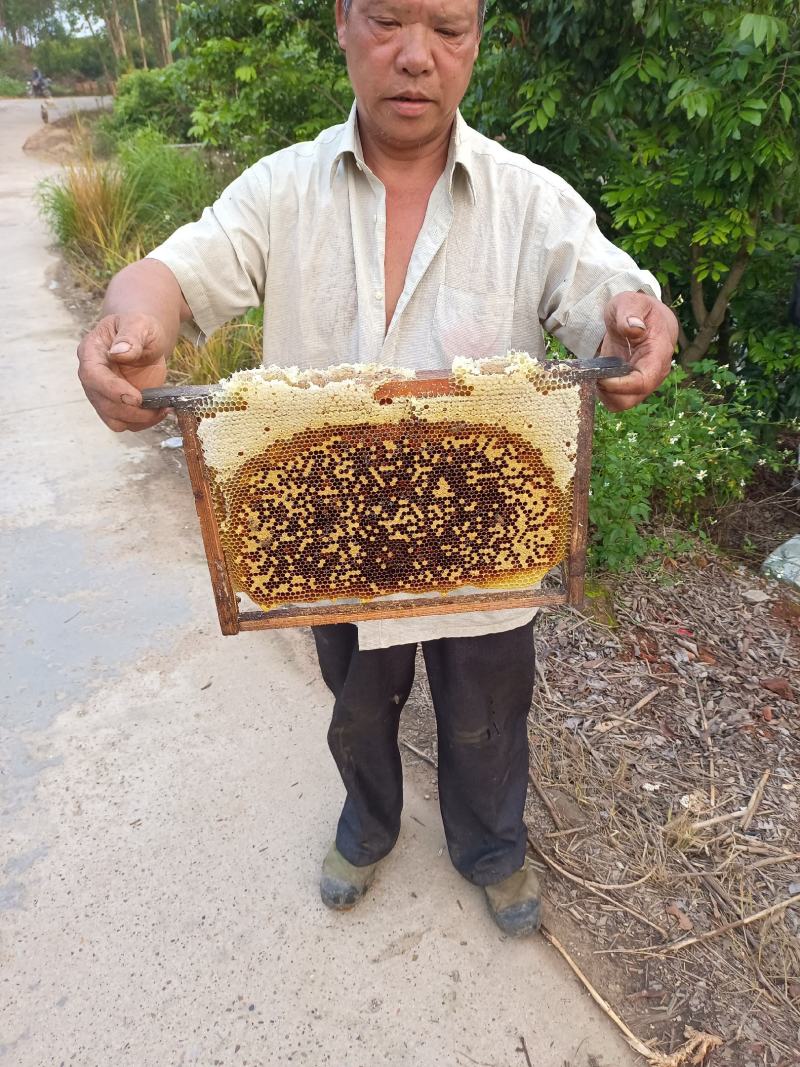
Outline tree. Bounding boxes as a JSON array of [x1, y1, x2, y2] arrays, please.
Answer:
[[467, 1, 800, 413], [175, 0, 350, 160], [1, 0, 58, 43]]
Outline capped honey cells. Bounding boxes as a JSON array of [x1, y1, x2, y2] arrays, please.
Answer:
[[194, 353, 581, 612]]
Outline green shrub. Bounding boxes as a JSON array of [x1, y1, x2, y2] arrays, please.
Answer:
[[115, 128, 225, 247], [0, 74, 26, 96], [589, 361, 786, 571], [101, 65, 194, 144]]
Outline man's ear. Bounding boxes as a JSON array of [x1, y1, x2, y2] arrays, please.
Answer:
[[335, 0, 348, 49]]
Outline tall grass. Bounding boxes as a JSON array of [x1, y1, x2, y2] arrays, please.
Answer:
[[39, 155, 142, 280], [114, 130, 223, 247], [171, 310, 264, 386], [39, 127, 226, 288], [40, 125, 260, 383]]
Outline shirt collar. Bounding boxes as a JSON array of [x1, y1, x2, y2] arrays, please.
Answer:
[[330, 101, 477, 205]]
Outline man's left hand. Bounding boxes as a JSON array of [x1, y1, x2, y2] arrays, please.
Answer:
[[597, 291, 679, 412]]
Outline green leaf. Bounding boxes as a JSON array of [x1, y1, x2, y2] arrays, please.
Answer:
[[740, 109, 763, 126], [234, 65, 257, 83], [779, 92, 792, 123], [752, 14, 768, 48]]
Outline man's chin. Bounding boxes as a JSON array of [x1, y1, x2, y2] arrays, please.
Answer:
[[371, 105, 447, 146]]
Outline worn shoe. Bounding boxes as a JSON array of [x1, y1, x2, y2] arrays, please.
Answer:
[[484, 864, 542, 937], [319, 843, 378, 911]]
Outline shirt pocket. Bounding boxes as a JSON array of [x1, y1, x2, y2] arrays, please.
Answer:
[[429, 285, 515, 365]]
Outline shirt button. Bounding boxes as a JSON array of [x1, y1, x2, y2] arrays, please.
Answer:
[[374, 290, 383, 301]]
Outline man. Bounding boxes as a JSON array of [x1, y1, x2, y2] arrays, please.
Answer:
[[77, 0, 678, 936]]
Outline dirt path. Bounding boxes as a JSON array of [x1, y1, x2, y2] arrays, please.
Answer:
[[0, 97, 640, 1067]]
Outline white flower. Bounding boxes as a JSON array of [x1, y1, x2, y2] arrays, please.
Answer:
[[696, 470, 707, 481], [755, 410, 765, 418], [757, 458, 767, 466], [668, 420, 676, 428], [740, 478, 746, 486], [669, 436, 680, 444], [673, 459, 685, 467], [626, 432, 638, 443]]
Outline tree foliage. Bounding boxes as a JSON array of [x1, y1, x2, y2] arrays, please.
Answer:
[[466, 0, 800, 419], [175, 0, 350, 161]]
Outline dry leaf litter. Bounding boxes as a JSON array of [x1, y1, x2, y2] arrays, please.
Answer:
[[402, 553, 799, 1067]]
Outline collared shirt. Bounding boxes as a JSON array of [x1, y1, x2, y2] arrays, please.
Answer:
[[148, 103, 658, 650]]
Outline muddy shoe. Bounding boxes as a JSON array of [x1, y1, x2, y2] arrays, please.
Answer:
[[319, 843, 378, 911], [484, 864, 542, 937]]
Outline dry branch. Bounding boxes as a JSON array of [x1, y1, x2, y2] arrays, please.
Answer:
[[542, 926, 724, 1066]]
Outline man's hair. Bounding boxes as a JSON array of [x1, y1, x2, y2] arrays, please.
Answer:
[[342, 0, 487, 33]]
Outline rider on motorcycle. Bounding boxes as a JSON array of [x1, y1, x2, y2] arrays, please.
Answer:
[[29, 68, 51, 97]]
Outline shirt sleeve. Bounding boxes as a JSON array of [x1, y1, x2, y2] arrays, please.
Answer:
[[537, 181, 661, 358], [146, 160, 271, 341]]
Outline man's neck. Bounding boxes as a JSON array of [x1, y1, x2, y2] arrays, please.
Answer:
[[357, 111, 454, 189]]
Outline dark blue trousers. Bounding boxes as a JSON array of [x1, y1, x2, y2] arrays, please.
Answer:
[[312, 620, 535, 886]]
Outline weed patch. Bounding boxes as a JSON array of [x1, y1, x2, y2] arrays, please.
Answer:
[[171, 310, 263, 386], [0, 74, 25, 96], [39, 128, 227, 288]]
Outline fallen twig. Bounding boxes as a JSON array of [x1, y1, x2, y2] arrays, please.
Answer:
[[660, 892, 800, 954], [605, 894, 800, 956], [400, 740, 437, 769], [528, 771, 567, 831], [542, 925, 723, 1066], [740, 770, 770, 832], [628, 687, 665, 715], [693, 677, 716, 808], [516, 1034, 533, 1067], [528, 837, 667, 937]]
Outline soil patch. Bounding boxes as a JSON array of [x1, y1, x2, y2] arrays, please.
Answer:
[[710, 454, 800, 565], [23, 106, 108, 163]]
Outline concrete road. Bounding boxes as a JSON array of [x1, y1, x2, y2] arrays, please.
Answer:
[[0, 97, 640, 1067]]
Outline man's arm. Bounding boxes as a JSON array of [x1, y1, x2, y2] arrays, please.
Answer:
[[597, 291, 679, 412], [78, 159, 271, 433], [77, 259, 194, 432]]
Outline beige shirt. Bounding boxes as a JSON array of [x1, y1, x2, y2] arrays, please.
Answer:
[[149, 103, 658, 650]]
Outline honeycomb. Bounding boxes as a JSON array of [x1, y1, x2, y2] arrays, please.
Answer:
[[193, 353, 581, 612]]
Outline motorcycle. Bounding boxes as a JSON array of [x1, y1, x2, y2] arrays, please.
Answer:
[[26, 76, 53, 99]]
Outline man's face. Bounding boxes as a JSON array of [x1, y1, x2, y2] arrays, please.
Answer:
[[336, 0, 481, 152]]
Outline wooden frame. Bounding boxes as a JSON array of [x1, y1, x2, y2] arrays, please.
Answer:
[[144, 357, 625, 635]]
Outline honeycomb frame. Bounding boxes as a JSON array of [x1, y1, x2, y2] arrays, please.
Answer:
[[144, 357, 627, 635]]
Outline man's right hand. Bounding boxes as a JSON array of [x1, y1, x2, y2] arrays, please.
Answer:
[[77, 312, 171, 432]]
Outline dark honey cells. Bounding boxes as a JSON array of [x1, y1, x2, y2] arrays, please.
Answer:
[[194, 355, 581, 612]]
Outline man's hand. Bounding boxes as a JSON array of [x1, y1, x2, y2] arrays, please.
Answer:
[[597, 291, 679, 412], [77, 312, 170, 432]]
